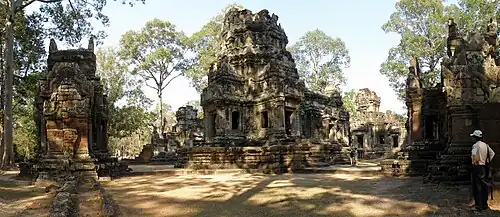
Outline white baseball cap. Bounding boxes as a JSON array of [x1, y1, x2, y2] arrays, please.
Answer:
[[470, 130, 483, 137]]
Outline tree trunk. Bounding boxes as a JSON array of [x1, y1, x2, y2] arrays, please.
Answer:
[[159, 92, 164, 136], [3, 0, 15, 167], [0, 26, 5, 168]]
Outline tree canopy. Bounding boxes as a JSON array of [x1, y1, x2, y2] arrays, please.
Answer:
[[96, 47, 151, 136], [186, 4, 243, 93], [380, 0, 498, 101], [30, 0, 146, 45], [289, 29, 351, 93], [119, 19, 191, 133], [342, 89, 357, 116], [1, 0, 147, 165]]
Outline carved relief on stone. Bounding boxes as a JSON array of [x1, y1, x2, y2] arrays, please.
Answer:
[[407, 57, 422, 91], [63, 129, 79, 144], [447, 18, 460, 57], [42, 62, 91, 98]]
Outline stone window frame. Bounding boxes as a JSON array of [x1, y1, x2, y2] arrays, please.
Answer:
[[260, 110, 269, 128], [231, 110, 240, 130]]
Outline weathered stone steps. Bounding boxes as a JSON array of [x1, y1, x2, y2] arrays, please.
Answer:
[[49, 180, 78, 217], [45, 177, 121, 217], [127, 164, 383, 176], [91, 180, 120, 217]]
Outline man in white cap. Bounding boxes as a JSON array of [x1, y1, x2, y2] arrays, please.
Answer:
[[470, 129, 495, 211]]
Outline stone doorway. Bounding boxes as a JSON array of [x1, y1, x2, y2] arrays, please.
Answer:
[[285, 109, 294, 136], [392, 135, 399, 148], [356, 135, 364, 148]]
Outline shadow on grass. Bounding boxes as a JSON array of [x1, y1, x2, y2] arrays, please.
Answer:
[[0, 177, 50, 217], [103, 173, 500, 217], [0, 179, 44, 201]]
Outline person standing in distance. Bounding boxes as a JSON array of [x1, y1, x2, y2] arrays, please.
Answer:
[[470, 130, 495, 211]]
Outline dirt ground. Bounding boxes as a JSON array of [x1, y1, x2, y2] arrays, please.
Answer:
[[0, 172, 50, 217], [104, 173, 500, 217], [0, 172, 103, 217], [2, 170, 500, 217]]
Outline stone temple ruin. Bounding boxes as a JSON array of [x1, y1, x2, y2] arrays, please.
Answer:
[[30, 39, 126, 182], [350, 88, 406, 158], [404, 18, 500, 182], [138, 105, 203, 164], [189, 8, 350, 171], [169, 105, 204, 149]]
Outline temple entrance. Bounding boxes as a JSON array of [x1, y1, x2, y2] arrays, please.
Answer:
[[260, 111, 269, 128], [378, 135, 385, 144], [356, 135, 364, 148], [392, 135, 399, 148], [285, 109, 293, 136], [207, 113, 216, 138], [424, 115, 439, 140], [303, 113, 313, 138], [231, 111, 240, 130]]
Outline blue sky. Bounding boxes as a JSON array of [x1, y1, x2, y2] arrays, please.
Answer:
[[31, 0, 407, 114]]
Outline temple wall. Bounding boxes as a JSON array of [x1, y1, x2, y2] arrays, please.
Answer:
[[33, 39, 120, 181], [350, 88, 405, 158], [405, 18, 500, 182], [191, 8, 351, 170]]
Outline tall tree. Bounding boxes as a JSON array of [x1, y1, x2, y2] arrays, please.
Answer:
[[95, 47, 151, 156], [186, 3, 243, 92], [0, 4, 44, 168], [446, 0, 499, 32], [96, 47, 150, 106], [342, 89, 357, 117], [380, 0, 448, 101], [1, 0, 146, 168], [289, 29, 351, 93], [119, 19, 191, 134], [380, 0, 497, 101]]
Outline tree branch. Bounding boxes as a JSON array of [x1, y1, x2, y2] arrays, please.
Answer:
[[144, 81, 159, 92], [15, 0, 63, 13], [144, 69, 161, 88], [161, 71, 183, 91]]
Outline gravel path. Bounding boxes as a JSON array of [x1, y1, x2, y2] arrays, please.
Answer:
[[104, 173, 500, 217]]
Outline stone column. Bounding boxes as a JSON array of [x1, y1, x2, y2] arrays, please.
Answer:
[[293, 109, 301, 137], [408, 95, 423, 142], [102, 94, 109, 154]]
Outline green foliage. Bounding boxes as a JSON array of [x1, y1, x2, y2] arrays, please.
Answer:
[[108, 105, 152, 139], [150, 102, 176, 130], [446, 0, 499, 32], [185, 99, 203, 119], [13, 104, 36, 161], [109, 127, 150, 158], [0, 3, 45, 80], [380, 0, 497, 101], [342, 89, 357, 117], [119, 18, 192, 132], [31, 0, 146, 45], [289, 29, 351, 92], [119, 19, 191, 96], [96, 47, 151, 106], [186, 3, 243, 92], [96, 47, 151, 155], [10, 71, 40, 160]]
